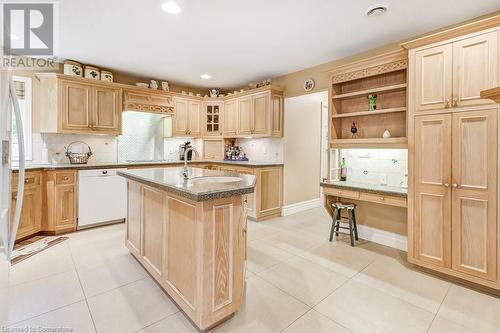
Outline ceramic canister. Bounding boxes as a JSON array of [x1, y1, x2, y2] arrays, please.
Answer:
[[84, 65, 100, 80], [63, 60, 83, 77]]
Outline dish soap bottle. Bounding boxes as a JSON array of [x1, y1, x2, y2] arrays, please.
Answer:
[[340, 158, 347, 181]]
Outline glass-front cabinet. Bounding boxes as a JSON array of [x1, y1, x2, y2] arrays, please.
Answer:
[[203, 101, 223, 137]]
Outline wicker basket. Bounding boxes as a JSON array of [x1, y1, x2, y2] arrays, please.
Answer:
[[65, 141, 93, 164]]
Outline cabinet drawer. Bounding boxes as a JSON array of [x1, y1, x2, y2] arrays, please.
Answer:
[[323, 187, 359, 200], [56, 172, 75, 185], [12, 171, 41, 189], [359, 192, 407, 207]]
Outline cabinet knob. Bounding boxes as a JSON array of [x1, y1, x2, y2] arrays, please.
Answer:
[[444, 183, 450, 188], [452, 183, 459, 188], [63, 176, 69, 181], [445, 99, 451, 108], [379, 197, 385, 201], [453, 98, 458, 107]]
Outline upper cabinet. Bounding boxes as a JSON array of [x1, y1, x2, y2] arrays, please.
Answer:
[[223, 99, 238, 137], [38, 73, 123, 135], [203, 101, 223, 138], [411, 29, 499, 112], [172, 97, 202, 137], [231, 87, 283, 138]]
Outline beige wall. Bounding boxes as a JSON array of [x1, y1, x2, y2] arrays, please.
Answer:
[[283, 91, 327, 206]]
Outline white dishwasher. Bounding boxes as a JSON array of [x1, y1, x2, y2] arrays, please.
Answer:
[[78, 168, 127, 229]]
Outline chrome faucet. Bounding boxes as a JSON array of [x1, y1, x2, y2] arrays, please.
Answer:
[[182, 147, 199, 180]]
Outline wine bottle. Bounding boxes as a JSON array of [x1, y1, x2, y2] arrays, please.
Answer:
[[340, 158, 347, 181]]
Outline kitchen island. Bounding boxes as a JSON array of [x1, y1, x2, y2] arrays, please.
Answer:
[[117, 167, 255, 330]]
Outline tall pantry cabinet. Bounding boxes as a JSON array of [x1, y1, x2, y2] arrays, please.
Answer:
[[405, 25, 500, 290]]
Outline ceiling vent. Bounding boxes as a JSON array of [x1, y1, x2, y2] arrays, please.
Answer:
[[366, 5, 387, 17]]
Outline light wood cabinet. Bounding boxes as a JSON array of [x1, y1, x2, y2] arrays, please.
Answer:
[[252, 92, 269, 135], [413, 30, 498, 112], [61, 81, 93, 131], [413, 114, 452, 268], [255, 167, 283, 219], [173, 97, 202, 137], [451, 109, 497, 281], [452, 31, 498, 107], [126, 181, 142, 256], [237, 96, 253, 136], [10, 171, 42, 240], [414, 44, 453, 111], [223, 99, 238, 137], [44, 171, 77, 234], [38, 74, 122, 135], [271, 93, 284, 137], [203, 102, 222, 137], [412, 108, 498, 284], [93, 86, 121, 132]]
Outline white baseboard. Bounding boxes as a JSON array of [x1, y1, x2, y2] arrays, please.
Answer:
[[351, 224, 407, 251], [282, 198, 322, 216]]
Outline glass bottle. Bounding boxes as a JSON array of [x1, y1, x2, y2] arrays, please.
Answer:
[[340, 158, 347, 181]]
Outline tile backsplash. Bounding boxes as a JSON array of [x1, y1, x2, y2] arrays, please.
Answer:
[[42, 134, 118, 164], [234, 138, 283, 162], [340, 149, 407, 187]]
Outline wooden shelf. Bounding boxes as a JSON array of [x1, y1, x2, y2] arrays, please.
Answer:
[[331, 107, 406, 119], [330, 137, 407, 148], [332, 83, 407, 100]]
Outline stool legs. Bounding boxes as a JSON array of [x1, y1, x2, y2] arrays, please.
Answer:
[[351, 209, 359, 241], [329, 207, 339, 242], [347, 209, 355, 247]]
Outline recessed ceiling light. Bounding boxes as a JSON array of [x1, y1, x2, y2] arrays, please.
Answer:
[[200, 73, 211, 80], [366, 5, 387, 17], [162, 1, 181, 14]]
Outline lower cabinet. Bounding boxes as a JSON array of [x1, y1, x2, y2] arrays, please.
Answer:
[[201, 164, 283, 221], [44, 171, 77, 234], [411, 107, 499, 288], [10, 171, 42, 240], [125, 181, 246, 330]]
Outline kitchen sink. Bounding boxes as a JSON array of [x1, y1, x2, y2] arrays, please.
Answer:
[[189, 176, 242, 184]]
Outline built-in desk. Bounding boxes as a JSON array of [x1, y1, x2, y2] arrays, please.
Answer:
[[321, 180, 407, 208]]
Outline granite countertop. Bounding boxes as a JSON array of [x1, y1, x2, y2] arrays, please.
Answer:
[[321, 180, 407, 197], [118, 167, 256, 202], [12, 159, 284, 171]]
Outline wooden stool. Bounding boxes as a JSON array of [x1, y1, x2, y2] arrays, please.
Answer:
[[329, 202, 359, 246]]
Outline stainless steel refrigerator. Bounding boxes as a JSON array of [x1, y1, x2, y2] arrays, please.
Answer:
[[0, 69, 26, 269]]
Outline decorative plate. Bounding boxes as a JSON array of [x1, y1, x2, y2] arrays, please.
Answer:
[[304, 78, 315, 92]]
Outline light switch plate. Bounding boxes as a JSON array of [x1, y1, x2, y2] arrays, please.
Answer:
[[380, 174, 387, 185]]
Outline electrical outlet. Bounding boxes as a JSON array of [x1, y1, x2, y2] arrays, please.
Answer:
[[380, 174, 387, 185]]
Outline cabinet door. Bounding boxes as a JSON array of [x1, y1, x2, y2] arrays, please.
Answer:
[[11, 187, 42, 240], [252, 93, 269, 135], [60, 81, 92, 131], [126, 181, 142, 256], [453, 31, 498, 107], [188, 101, 201, 137], [223, 99, 238, 137], [414, 44, 453, 112], [237, 97, 253, 135], [55, 184, 76, 230], [203, 102, 222, 137], [451, 109, 497, 281], [256, 167, 282, 218], [271, 94, 283, 137], [173, 98, 189, 135], [413, 114, 452, 268], [93, 86, 121, 133], [141, 186, 165, 276]]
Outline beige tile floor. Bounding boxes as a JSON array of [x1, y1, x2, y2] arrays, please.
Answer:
[[0, 207, 499, 332]]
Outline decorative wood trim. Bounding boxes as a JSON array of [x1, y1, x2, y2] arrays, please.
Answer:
[[327, 49, 407, 82], [331, 59, 408, 83], [124, 102, 174, 114], [401, 13, 500, 49]]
